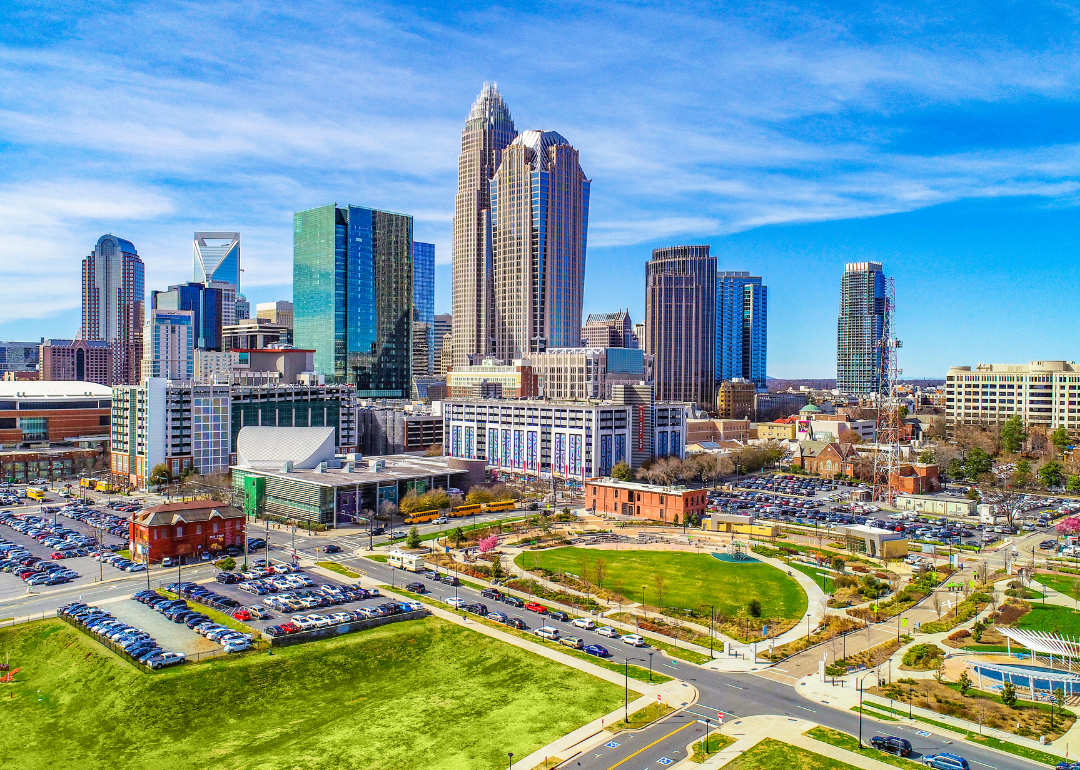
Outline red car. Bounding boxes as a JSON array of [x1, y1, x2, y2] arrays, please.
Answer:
[[280, 622, 299, 634], [233, 609, 253, 621], [50, 552, 65, 560], [525, 602, 547, 613]]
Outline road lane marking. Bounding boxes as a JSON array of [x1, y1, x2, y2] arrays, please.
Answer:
[[793, 705, 815, 712], [606, 721, 694, 770], [724, 683, 745, 689]]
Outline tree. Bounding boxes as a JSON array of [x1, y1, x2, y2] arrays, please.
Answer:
[[653, 573, 666, 611], [1052, 427, 1071, 453], [934, 659, 946, 684], [149, 463, 171, 490], [611, 461, 633, 482], [975, 560, 990, 586], [747, 598, 762, 618], [406, 526, 422, 549], [1000, 415, 1027, 454], [1039, 461, 1064, 489], [672, 512, 681, 527], [452, 527, 465, 549], [490, 554, 504, 580], [1056, 516, 1080, 537], [1054, 687, 1066, 731], [927, 416, 947, 440], [594, 558, 606, 590], [947, 458, 964, 479], [898, 405, 909, 421], [478, 535, 498, 553], [1000, 681, 1017, 708], [831, 556, 845, 573], [918, 450, 935, 464], [957, 670, 972, 696], [215, 556, 236, 572], [1068, 475, 1080, 493], [930, 591, 943, 618], [963, 448, 993, 480]]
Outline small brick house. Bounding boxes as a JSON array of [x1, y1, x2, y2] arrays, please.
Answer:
[[129, 499, 245, 563], [585, 479, 708, 522]]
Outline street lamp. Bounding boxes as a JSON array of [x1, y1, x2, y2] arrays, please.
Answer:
[[857, 669, 877, 748], [507, 752, 513, 769], [622, 657, 643, 721], [648, 651, 654, 683], [703, 717, 712, 760]]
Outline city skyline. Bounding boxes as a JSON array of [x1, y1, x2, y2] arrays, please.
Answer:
[[5, 3, 1080, 378]]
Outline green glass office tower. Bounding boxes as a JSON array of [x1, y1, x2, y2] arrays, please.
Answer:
[[294, 204, 413, 397]]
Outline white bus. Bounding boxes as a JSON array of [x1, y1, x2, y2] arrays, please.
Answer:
[[387, 550, 425, 572]]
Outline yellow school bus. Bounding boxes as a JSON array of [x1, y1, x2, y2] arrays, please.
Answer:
[[450, 504, 481, 517], [483, 499, 516, 513], [404, 509, 441, 525]]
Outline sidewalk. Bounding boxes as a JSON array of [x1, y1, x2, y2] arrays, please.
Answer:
[[693, 715, 902, 770]]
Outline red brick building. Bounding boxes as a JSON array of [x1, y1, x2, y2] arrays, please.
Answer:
[[129, 500, 245, 563], [585, 479, 707, 522], [0, 381, 112, 446], [893, 463, 940, 494]]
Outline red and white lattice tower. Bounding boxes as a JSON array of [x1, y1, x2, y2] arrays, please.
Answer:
[[873, 278, 902, 505]]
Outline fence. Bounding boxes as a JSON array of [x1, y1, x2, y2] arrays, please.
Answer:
[[266, 608, 431, 647], [55, 611, 156, 672], [0, 612, 55, 627]]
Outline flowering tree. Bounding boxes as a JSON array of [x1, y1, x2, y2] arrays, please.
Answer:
[[1056, 516, 1080, 537], [478, 535, 498, 553]]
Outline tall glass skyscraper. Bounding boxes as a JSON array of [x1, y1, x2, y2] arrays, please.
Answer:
[[294, 204, 413, 397], [716, 271, 767, 391], [645, 245, 716, 411], [82, 234, 145, 385], [452, 82, 517, 368], [412, 242, 435, 376], [150, 282, 224, 351], [194, 232, 241, 324], [490, 130, 591, 360], [837, 261, 886, 394]]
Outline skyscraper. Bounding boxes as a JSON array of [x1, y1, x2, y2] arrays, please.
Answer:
[[582, 310, 636, 348], [716, 271, 767, 391], [837, 261, 886, 394], [645, 245, 716, 411], [82, 234, 145, 385], [490, 130, 591, 360], [452, 82, 517, 368], [151, 282, 224, 351], [412, 241, 435, 376], [193, 232, 241, 324], [141, 309, 195, 381], [293, 204, 413, 397]]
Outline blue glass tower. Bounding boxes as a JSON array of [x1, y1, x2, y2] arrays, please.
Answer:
[[150, 281, 224, 351], [294, 204, 413, 396], [412, 242, 435, 375], [716, 271, 767, 391]]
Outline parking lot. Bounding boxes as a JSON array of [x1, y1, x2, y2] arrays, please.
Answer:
[[104, 595, 222, 656]]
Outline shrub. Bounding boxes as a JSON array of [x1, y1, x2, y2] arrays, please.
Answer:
[[850, 564, 869, 574], [747, 598, 762, 618], [902, 643, 944, 670], [831, 556, 845, 572]]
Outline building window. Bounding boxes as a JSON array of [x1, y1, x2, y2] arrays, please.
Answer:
[[176, 526, 183, 537]]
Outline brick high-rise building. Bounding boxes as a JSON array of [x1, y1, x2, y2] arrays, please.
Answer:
[[645, 245, 716, 411], [40, 339, 113, 385], [582, 310, 636, 348], [82, 234, 145, 385]]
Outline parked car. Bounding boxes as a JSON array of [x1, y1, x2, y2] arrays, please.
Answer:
[[584, 644, 609, 658], [923, 753, 969, 770], [621, 634, 647, 647], [506, 616, 527, 630], [525, 601, 547, 613], [447, 596, 467, 608], [870, 736, 912, 757], [571, 617, 595, 630], [547, 610, 569, 622], [535, 626, 560, 640], [596, 626, 620, 638], [559, 635, 584, 649], [405, 582, 427, 593]]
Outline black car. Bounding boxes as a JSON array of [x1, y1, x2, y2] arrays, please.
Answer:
[[870, 736, 912, 757], [323, 544, 342, 554], [547, 610, 569, 622], [480, 588, 503, 600], [370, 527, 385, 536], [506, 616, 526, 630], [440, 574, 459, 586], [503, 595, 524, 608], [405, 582, 427, 593]]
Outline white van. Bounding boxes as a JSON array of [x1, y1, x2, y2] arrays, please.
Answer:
[[535, 626, 560, 640], [387, 550, 426, 572]]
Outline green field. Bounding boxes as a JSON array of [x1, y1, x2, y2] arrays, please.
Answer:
[[1014, 603, 1080, 636], [1037, 573, 1080, 601], [0, 617, 625, 770], [725, 738, 859, 769], [515, 548, 807, 619]]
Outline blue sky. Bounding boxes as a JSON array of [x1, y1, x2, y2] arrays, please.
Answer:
[[2, 1, 1080, 377]]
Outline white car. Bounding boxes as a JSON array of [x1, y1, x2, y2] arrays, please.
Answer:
[[447, 596, 467, 608], [404, 601, 425, 612], [308, 614, 331, 628], [291, 616, 315, 631], [621, 634, 647, 647], [535, 626, 560, 640], [329, 612, 352, 625], [596, 626, 620, 638], [434, 517, 449, 524], [224, 640, 252, 653], [571, 618, 595, 630]]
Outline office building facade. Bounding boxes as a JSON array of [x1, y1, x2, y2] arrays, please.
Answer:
[[716, 378, 755, 419], [0, 341, 40, 376], [529, 347, 647, 401], [945, 360, 1080, 433], [837, 261, 886, 394], [412, 241, 435, 376], [40, 339, 113, 386], [490, 130, 591, 361], [151, 281, 224, 351], [141, 309, 195, 382], [293, 204, 413, 397], [716, 272, 767, 391], [582, 310, 636, 348], [82, 234, 145, 385], [256, 300, 294, 329], [193, 232, 241, 325], [645, 245, 716, 411], [452, 82, 517, 369], [0, 381, 112, 446], [357, 407, 444, 456]]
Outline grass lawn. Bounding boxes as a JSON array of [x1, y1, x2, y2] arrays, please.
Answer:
[[1037, 573, 1080, 601], [0, 617, 626, 770], [316, 561, 363, 578], [363, 554, 388, 563], [724, 738, 860, 769], [1013, 603, 1080, 636], [515, 548, 806, 620], [787, 560, 834, 592], [691, 733, 736, 763]]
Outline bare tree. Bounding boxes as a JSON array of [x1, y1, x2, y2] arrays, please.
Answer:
[[975, 560, 989, 586], [931, 591, 943, 619], [595, 557, 606, 591], [654, 573, 666, 612]]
